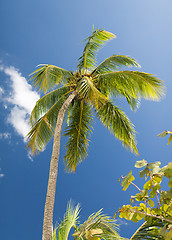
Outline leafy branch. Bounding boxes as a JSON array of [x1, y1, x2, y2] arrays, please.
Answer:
[[114, 160, 172, 240]]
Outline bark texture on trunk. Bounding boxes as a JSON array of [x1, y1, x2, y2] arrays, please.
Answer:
[[42, 92, 76, 240]]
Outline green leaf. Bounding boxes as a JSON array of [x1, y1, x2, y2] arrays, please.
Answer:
[[135, 160, 148, 168], [63, 101, 93, 172], [96, 71, 164, 101], [29, 64, 73, 93], [96, 101, 138, 155], [56, 201, 80, 240], [168, 177, 172, 188], [78, 29, 116, 73], [168, 135, 172, 145], [27, 86, 72, 154], [91, 55, 140, 75], [148, 199, 155, 208], [122, 175, 135, 191], [152, 175, 163, 184], [144, 180, 152, 190], [157, 130, 168, 137], [139, 167, 149, 178], [148, 161, 161, 170], [30, 86, 71, 125]]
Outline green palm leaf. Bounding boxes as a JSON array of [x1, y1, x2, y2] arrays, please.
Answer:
[[131, 220, 165, 240], [96, 101, 138, 154], [27, 116, 54, 154], [77, 76, 108, 107], [91, 55, 140, 75], [73, 209, 121, 240], [30, 86, 72, 125], [63, 100, 93, 172], [56, 201, 80, 240], [96, 71, 164, 100], [29, 64, 73, 93], [77, 29, 116, 74], [27, 87, 72, 154]]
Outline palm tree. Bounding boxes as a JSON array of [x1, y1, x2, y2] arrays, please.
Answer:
[[52, 201, 121, 240], [27, 28, 164, 240]]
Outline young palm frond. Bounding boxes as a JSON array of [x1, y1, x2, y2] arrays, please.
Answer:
[[91, 55, 140, 75], [55, 201, 80, 240], [27, 87, 73, 154], [73, 209, 121, 240], [78, 29, 116, 74], [131, 220, 165, 240], [96, 71, 164, 100], [77, 76, 108, 107], [29, 64, 73, 93], [63, 100, 93, 172], [96, 101, 138, 155]]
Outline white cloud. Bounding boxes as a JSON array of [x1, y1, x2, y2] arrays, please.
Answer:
[[4, 66, 39, 113], [0, 86, 4, 96], [0, 65, 40, 139], [7, 106, 30, 139], [0, 132, 11, 140], [0, 168, 4, 178]]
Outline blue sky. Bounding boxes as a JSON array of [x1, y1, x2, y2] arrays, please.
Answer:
[[1, 0, 172, 239]]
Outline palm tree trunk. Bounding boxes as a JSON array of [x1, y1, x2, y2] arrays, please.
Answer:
[[42, 91, 76, 240]]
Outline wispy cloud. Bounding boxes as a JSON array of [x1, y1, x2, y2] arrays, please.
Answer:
[[0, 132, 11, 140], [0, 168, 4, 178], [0, 65, 40, 140]]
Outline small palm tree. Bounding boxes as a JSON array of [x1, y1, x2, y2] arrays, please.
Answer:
[[27, 28, 164, 240], [52, 201, 121, 240]]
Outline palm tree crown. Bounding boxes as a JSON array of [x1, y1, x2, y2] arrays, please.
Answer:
[[27, 28, 164, 172]]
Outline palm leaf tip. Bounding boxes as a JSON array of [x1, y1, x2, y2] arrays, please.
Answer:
[[29, 64, 73, 93], [96, 101, 139, 155], [78, 29, 116, 73], [131, 72, 165, 101]]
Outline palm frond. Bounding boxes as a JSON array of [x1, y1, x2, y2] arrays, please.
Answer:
[[77, 76, 108, 107], [63, 100, 93, 172], [29, 64, 73, 93], [96, 101, 138, 155], [126, 96, 140, 111], [30, 86, 72, 125], [91, 55, 140, 75], [56, 201, 80, 240], [131, 220, 165, 240], [27, 88, 72, 154], [26, 116, 54, 154], [77, 29, 116, 74], [96, 71, 165, 101], [73, 209, 121, 240]]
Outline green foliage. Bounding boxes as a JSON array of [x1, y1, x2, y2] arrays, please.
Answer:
[[96, 71, 164, 101], [158, 130, 172, 145], [92, 55, 140, 75], [63, 101, 93, 172], [115, 160, 172, 240], [27, 28, 165, 171], [53, 202, 121, 240], [27, 86, 72, 154], [96, 101, 138, 154], [29, 64, 73, 93], [77, 29, 116, 73], [54, 201, 80, 240]]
